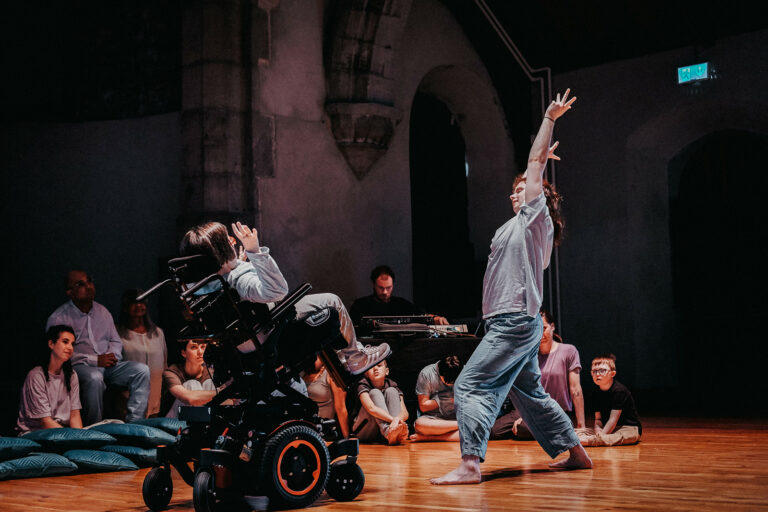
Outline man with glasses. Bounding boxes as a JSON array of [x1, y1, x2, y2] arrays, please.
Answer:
[[47, 270, 150, 425]]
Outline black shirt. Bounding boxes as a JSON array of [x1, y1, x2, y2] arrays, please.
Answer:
[[348, 294, 424, 325], [592, 379, 642, 434]]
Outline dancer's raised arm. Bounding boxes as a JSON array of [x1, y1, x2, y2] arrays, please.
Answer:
[[524, 88, 576, 204]]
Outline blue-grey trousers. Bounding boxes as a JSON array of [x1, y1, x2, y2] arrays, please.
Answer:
[[454, 312, 579, 461], [74, 360, 150, 424]]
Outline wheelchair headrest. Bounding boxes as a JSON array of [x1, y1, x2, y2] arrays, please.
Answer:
[[168, 254, 221, 283]]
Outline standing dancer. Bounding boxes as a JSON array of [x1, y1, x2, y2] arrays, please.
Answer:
[[431, 89, 592, 485]]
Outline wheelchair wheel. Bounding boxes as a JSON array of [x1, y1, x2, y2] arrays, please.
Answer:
[[142, 467, 173, 511], [193, 470, 219, 512], [325, 459, 365, 502], [259, 424, 330, 509]]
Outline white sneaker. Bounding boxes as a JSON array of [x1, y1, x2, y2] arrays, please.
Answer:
[[344, 343, 392, 375]]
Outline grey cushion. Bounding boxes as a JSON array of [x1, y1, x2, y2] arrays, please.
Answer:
[[23, 428, 116, 452], [0, 452, 77, 480], [0, 437, 42, 461], [63, 449, 138, 472], [90, 423, 176, 448], [100, 445, 157, 467], [131, 417, 187, 435]]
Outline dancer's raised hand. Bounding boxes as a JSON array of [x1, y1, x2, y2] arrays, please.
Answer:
[[545, 88, 576, 121], [232, 221, 260, 253]]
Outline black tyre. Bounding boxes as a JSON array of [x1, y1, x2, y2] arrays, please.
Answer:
[[325, 460, 365, 501], [193, 470, 218, 512], [142, 467, 173, 511], [259, 424, 330, 509]]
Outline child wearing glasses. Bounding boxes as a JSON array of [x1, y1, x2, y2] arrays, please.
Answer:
[[578, 354, 642, 446]]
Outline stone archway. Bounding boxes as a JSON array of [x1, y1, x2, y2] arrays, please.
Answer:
[[624, 99, 767, 391], [409, 65, 516, 318]]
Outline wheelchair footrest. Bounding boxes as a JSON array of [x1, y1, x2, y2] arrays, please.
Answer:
[[328, 438, 359, 461]]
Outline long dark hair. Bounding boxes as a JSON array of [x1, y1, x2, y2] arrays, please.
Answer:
[[540, 308, 563, 343], [41, 325, 76, 392], [513, 176, 565, 246], [116, 288, 158, 338], [180, 221, 237, 267]]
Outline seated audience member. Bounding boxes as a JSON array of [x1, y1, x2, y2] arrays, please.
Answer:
[[47, 270, 150, 424], [161, 340, 219, 418], [349, 265, 449, 325], [180, 221, 390, 375], [490, 308, 585, 440], [302, 356, 349, 438], [578, 354, 642, 447], [410, 355, 463, 442], [352, 360, 409, 445], [17, 325, 83, 433], [116, 289, 167, 417]]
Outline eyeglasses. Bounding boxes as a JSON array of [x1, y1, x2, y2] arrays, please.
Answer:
[[69, 275, 94, 290], [591, 368, 610, 376]]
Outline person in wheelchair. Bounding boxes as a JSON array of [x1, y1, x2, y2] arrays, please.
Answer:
[[180, 221, 390, 376]]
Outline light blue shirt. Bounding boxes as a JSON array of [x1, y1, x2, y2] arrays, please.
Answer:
[[481, 192, 553, 319]]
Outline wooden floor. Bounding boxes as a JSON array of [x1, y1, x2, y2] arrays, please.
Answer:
[[2, 417, 768, 511]]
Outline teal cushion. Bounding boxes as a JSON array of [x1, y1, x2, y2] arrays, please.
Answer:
[[0, 437, 42, 461], [90, 423, 176, 448], [23, 428, 116, 452], [0, 452, 77, 479], [100, 445, 157, 467], [131, 417, 187, 435], [63, 449, 138, 472]]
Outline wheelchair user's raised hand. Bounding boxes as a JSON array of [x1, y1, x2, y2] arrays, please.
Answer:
[[232, 221, 261, 253]]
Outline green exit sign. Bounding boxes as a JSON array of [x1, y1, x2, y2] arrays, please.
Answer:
[[678, 63, 710, 84]]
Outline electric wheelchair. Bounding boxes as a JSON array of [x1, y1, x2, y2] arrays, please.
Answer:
[[138, 255, 365, 511]]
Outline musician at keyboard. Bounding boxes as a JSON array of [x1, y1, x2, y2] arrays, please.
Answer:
[[349, 265, 449, 326]]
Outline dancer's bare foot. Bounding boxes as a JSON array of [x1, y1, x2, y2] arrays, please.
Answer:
[[430, 456, 481, 485], [549, 444, 593, 470]]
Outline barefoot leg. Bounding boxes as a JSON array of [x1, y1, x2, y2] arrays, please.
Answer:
[[548, 443, 593, 470], [430, 455, 482, 485]]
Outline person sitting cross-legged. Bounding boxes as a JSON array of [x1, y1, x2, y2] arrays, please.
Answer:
[[578, 354, 642, 447], [410, 355, 463, 442]]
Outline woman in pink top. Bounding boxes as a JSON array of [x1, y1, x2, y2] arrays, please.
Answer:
[[17, 325, 83, 433]]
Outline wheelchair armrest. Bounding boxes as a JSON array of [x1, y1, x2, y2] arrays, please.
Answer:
[[136, 278, 176, 302]]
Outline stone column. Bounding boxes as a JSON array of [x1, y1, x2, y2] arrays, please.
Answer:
[[180, 0, 277, 231], [324, 0, 413, 180]]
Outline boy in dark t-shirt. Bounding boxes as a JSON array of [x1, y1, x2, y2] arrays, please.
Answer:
[[351, 360, 409, 444], [578, 354, 641, 447]]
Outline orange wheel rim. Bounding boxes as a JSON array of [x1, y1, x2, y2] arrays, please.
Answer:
[[276, 439, 321, 496]]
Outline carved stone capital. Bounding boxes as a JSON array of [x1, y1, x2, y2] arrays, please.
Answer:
[[325, 102, 402, 180]]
